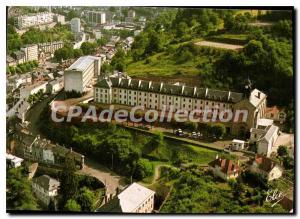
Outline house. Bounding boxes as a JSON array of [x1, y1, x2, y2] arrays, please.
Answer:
[[32, 175, 60, 206], [250, 124, 279, 157], [231, 139, 245, 151], [250, 155, 283, 181], [265, 106, 287, 123], [209, 156, 240, 180], [6, 153, 24, 168], [17, 134, 85, 169], [99, 183, 155, 213]]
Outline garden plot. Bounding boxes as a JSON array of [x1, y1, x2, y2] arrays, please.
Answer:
[[195, 40, 244, 50]]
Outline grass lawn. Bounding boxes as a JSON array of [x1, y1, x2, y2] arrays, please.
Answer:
[[126, 52, 201, 78]]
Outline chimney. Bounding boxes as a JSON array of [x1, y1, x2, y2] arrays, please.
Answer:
[[257, 92, 261, 99]]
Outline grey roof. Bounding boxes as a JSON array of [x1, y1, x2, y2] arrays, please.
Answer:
[[66, 56, 100, 72], [33, 175, 60, 191], [95, 78, 244, 103], [32, 138, 83, 161], [262, 125, 279, 142]]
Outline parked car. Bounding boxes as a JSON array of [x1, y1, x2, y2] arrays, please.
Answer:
[[175, 129, 184, 136], [191, 132, 197, 139]]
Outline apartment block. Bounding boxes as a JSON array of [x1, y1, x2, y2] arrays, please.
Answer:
[[64, 56, 101, 93], [21, 44, 38, 61], [14, 12, 53, 29]]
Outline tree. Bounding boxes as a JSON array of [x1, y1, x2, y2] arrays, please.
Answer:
[[80, 42, 97, 55], [211, 123, 226, 139], [277, 145, 288, 157], [64, 199, 81, 211], [48, 198, 57, 211], [59, 157, 79, 208], [271, 20, 292, 39], [76, 187, 95, 212], [6, 168, 39, 210], [133, 158, 154, 180], [283, 156, 294, 170], [73, 49, 83, 58], [144, 30, 163, 56]]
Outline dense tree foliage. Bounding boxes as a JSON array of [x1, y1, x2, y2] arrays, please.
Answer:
[[6, 168, 39, 210], [161, 168, 287, 213], [63, 199, 81, 211], [80, 42, 97, 55], [7, 60, 38, 74], [7, 25, 74, 54], [58, 157, 79, 209], [76, 187, 95, 212]]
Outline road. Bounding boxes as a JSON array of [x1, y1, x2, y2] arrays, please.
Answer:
[[25, 93, 128, 199], [77, 158, 127, 195]]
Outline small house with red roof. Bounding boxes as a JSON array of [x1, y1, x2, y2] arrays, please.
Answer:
[[250, 155, 283, 181], [208, 155, 240, 180], [265, 106, 286, 123]]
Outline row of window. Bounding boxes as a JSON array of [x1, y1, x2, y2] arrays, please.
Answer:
[[97, 89, 232, 108]]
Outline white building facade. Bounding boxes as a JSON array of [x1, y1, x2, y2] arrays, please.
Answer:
[[32, 175, 60, 206], [21, 44, 38, 61], [118, 183, 155, 213], [64, 56, 101, 93], [14, 12, 54, 29]]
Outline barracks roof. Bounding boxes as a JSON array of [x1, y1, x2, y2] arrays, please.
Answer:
[[95, 78, 244, 103]]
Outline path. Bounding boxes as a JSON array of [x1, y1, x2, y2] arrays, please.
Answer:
[[77, 158, 127, 195]]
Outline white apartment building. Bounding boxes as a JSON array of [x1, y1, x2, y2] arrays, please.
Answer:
[[94, 78, 267, 135], [14, 12, 54, 29], [38, 41, 64, 54], [21, 44, 38, 62], [85, 11, 106, 24], [64, 56, 101, 93], [118, 183, 155, 213], [70, 18, 81, 33], [32, 175, 60, 206], [53, 14, 65, 25]]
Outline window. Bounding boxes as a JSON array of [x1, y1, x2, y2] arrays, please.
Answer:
[[206, 102, 208, 105], [155, 94, 157, 98]]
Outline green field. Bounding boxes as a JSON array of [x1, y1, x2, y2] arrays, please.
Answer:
[[126, 52, 201, 78]]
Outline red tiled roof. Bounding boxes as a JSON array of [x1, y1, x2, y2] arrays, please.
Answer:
[[254, 155, 277, 172], [265, 106, 280, 114], [209, 158, 239, 175]]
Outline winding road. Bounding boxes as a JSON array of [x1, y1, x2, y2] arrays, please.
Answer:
[[25, 94, 128, 199]]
